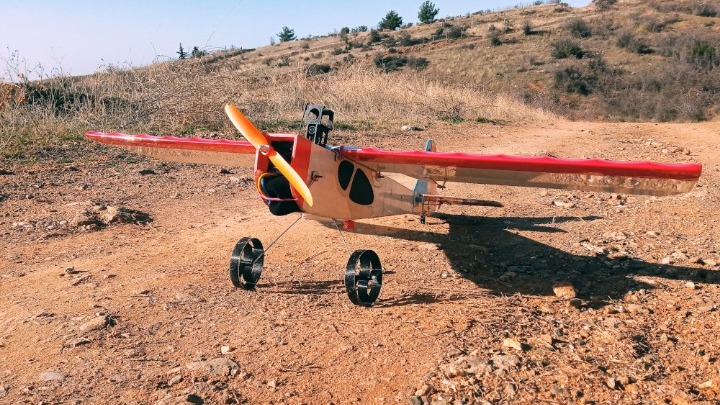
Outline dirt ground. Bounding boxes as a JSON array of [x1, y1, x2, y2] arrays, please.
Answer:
[[1, 120, 719, 404]]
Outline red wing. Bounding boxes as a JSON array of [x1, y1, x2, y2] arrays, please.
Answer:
[[341, 148, 702, 196], [85, 132, 256, 167]]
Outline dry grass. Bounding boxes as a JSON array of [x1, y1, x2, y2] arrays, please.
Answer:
[[3, 0, 718, 160], [0, 60, 555, 159]]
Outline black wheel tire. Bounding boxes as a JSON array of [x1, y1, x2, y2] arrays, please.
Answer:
[[344, 249, 382, 306], [229, 237, 264, 289]]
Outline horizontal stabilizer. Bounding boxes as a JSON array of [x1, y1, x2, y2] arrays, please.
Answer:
[[421, 194, 502, 208], [85, 132, 256, 167]]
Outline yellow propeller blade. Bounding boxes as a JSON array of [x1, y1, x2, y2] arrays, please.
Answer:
[[224, 104, 269, 149], [224, 104, 314, 207]]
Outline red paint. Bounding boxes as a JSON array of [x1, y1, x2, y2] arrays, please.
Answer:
[[85, 132, 256, 154], [343, 220, 355, 230], [342, 148, 701, 180]]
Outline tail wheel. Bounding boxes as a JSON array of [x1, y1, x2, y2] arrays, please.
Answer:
[[229, 237, 264, 289], [344, 250, 382, 307]]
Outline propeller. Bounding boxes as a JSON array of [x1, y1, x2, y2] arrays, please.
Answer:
[[224, 104, 314, 207]]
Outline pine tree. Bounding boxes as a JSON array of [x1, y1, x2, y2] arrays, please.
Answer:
[[379, 10, 403, 30], [418, 1, 439, 24], [278, 26, 296, 42], [177, 43, 187, 60]]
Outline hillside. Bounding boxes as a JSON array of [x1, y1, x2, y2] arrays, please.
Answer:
[[1, 0, 719, 159], [1, 1, 719, 404]]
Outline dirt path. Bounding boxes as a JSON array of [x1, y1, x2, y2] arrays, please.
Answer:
[[1, 121, 719, 404]]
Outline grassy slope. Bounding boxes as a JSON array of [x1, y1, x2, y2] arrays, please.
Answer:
[[1, 0, 718, 158]]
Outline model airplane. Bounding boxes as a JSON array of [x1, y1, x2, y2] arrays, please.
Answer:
[[85, 104, 702, 306]]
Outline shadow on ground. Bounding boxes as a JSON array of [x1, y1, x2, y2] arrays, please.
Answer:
[[333, 214, 719, 307]]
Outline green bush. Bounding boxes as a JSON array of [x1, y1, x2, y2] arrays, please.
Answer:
[[689, 41, 719, 69], [617, 32, 653, 54], [305, 64, 331, 76], [399, 33, 426, 46], [489, 31, 502, 46], [593, 0, 617, 11], [693, 3, 718, 17], [447, 26, 466, 39], [367, 29, 382, 45], [567, 19, 592, 38], [553, 66, 594, 95], [522, 20, 535, 36], [374, 55, 429, 72], [551, 40, 586, 59]]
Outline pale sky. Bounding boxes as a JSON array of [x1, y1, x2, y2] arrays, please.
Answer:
[[1, 0, 590, 81]]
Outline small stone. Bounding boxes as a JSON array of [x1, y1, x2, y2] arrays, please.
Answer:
[[219, 168, 231, 174], [267, 380, 278, 388], [697, 305, 717, 313], [684, 281, 697, 290], [552, 282, 577, 299], [440, 363, 463, 378], [66, 337, 91, 347], [0, 386, 7, 398], [606, 377, 617, 390], [569, 298, 583, 308], [109, 374, 127, 383], [502, 338, 523, 351], [220, 345, 233, 354], [490, 354, 521, 371], [698, 380, 715, 390], [539, 334, 555, 347], [408, 396, 423, 405], [646, 230, 659, 237], [552, 200, 575, 208], [65, 267, 78, 275], [168, 375, 183, 386], [661, 257, 672, 265], [415, 384, 431, 397], [703, 259, 717, 267], [80, 315, 108, 332], [186, 358, 239, 376], [40, 370, 65, 382]]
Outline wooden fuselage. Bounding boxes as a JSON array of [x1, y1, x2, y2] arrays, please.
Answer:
[[256, 134, 421, 220]]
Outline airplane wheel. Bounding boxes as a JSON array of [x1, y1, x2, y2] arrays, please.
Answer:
[[344, 250, 382, 307], [229, 237, 264, 290]]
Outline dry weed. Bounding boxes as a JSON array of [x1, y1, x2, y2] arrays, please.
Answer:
[[1, 60, 554, 159]]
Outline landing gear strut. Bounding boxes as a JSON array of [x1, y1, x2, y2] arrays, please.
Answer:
[[229, 237, 264, 289], [344, 250, 383, 307]]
